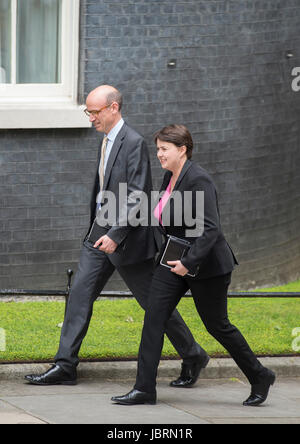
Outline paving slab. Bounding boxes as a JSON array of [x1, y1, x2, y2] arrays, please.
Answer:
[[0, 400, 46, 424], [158, 377, 300, 422], [1, 358, 300, 425], [0, 380, 209, 425], [0, 377, 300, 425]]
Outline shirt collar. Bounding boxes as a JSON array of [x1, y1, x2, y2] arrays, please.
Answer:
[[105, 118, 124, 142]]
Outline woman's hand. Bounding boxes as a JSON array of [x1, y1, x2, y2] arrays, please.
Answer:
[[167, 260, 189, 276]]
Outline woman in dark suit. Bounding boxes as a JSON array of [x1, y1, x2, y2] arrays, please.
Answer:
[[112, 124, 275, 407]]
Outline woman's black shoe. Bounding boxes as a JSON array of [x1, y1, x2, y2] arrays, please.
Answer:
[[25, 365, 77, 386], [243, 369, 276, 406], [170, 354, 210, 388], [111, 389, 157, 405]]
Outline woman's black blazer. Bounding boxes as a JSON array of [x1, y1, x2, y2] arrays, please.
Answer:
[[158, 159, 238, 279]]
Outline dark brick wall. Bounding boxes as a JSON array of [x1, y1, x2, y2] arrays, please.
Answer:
[[1, 0, 300, 291]]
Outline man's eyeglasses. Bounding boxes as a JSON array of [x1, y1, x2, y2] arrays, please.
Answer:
[[84, 103, 111, 117]]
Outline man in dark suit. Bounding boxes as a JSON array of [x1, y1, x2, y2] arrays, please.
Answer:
[[25, 86, 208, 386]]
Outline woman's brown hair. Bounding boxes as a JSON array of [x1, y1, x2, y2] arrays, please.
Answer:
[[154, 124, 193, 159]]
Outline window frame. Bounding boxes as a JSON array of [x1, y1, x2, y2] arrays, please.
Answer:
[[0, 0, 91, 129]]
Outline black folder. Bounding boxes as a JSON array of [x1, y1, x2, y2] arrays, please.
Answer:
[[160, 235, 197, 277], [87, 220, 110, 245]]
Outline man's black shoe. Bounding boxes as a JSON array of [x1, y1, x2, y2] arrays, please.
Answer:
[[25, 365, 77, 386], [111, 389, 156, 406], [243, 369, 276, 407], [170, 354, 210, 388]]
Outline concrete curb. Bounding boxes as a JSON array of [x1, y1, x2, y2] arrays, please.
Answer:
[[1, 357, 300, 381]]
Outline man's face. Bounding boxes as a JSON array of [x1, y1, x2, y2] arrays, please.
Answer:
[[85, 94, 114, 134]]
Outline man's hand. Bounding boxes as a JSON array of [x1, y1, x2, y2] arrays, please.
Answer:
[[167, 260, 189, 276], [94, 235, 118, 254]]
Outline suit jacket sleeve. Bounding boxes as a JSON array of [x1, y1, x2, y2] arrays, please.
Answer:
[[107, 138, 151, 245], [180, 174, 221, 274]]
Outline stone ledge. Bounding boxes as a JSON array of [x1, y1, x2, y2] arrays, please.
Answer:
[[1, 357, 300, 381]]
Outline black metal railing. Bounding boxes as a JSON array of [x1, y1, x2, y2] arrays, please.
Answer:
[[0, 270, 74, 316], [1, 269, 300, 316]]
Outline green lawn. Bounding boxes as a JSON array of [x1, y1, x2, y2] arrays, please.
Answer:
[[0, 280, 300, 363]]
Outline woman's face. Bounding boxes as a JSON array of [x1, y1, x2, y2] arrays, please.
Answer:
[[156, 139, 187, 172]]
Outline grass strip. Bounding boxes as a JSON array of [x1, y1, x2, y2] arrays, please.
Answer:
[[0, 280, 299, 362]]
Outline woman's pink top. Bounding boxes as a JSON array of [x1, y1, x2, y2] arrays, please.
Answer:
[[153, 179, 172, 226]]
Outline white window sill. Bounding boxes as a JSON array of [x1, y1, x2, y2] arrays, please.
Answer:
[[0, 101, 92, 129]]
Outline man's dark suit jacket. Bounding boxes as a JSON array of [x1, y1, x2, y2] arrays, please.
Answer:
[[158, 159, 238, 279], [88, 122, 157, 267]]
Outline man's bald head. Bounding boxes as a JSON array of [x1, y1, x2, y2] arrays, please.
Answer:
[[87, 85, 123, 111]]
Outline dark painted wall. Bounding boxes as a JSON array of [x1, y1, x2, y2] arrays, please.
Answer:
[[1, 0, 300, 291]]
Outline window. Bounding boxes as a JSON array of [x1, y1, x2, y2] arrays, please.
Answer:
[[0, 0, 90, 128], [0, 0, 11, 84]]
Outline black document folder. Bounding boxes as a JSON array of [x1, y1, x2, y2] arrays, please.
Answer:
[[87, 220, 109, 245], [160, 235, 197, 277]]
